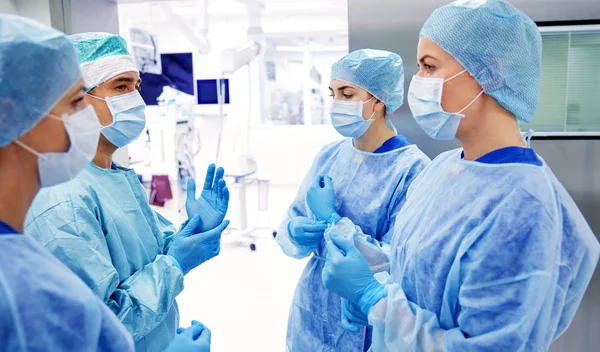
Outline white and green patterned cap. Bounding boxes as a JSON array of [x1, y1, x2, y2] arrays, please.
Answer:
[[69, 32, 138, 90]]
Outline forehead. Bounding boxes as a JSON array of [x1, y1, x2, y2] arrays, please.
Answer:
[[417, 36, 451, 59], [105, 71, 141, 84]]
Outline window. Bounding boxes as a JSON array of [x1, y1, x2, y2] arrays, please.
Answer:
[[262, 44, 348, 126], [522, 25, 600, 134]]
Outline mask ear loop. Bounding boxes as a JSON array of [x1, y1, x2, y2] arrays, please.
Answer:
[[523, 129, 534, 148], [363, 96, 379, 121], [14, 140, 47, 159], [444, 69, 468, 83], [455, 89, 485, 115], [86, 93, 106, 102], [86, 93, 114, 127]]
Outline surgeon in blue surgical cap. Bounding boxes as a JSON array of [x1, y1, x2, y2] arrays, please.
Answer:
[[276, 48, 430, 351], [315, 1, 600, 351], [0, 14, 210, 352], [25, 32, 230, 352]]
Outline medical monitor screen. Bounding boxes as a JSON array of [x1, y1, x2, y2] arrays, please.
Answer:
[[197, 79, 230, 105]]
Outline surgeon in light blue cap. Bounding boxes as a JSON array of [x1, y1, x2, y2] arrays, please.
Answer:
[[317, 1, 600, 351], [276, 48, 430, 351], [25, 32, 229, 352], [0, 14, 211, 352]]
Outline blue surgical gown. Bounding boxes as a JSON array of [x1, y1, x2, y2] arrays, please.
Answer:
[[363, 148, 600, 351], [0, 232, 134, 352], [25, 162, 184, 352], [277, 137, 430, 352]]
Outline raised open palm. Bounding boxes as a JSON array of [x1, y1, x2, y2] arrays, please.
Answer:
[[185, 164, 230, 232]]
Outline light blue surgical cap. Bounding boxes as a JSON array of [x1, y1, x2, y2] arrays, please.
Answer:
[[68, 32, 137, 90], [421, 0, 542, 123], [0, 14, 80, 147], [331, 49, 404, 114]]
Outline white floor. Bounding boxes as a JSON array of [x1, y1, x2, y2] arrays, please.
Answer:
[[152, 183, 308, 351]]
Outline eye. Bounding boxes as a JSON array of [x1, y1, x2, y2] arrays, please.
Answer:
[[342, 94, 352, 99], [72, 97, 85, 108], [424, 64, 434, 72], [116, 84, 128, 91]]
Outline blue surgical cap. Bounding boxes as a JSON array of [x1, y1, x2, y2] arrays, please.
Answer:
[[0, 14, 80, 147], [331, 49, 404, 114], [69, 32, 137, 90], [421, 0, 542, 123]]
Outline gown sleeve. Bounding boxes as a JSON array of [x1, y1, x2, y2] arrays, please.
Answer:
[[26, 199, 184, 343]]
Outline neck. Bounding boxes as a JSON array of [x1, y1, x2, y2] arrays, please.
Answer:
[[0, 148, 40, 233], [93, 136, 118, 169], [353, 117, 396, 153], [458, 106, 526, 161]]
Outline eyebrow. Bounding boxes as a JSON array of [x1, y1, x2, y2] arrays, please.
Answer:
[[71, 86, 86, 98], [418, 55, 437, 64], [109, 76, 141, 85], [337, 86, 355, 91]]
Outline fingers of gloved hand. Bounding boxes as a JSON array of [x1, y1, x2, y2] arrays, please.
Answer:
[[300, 219, 328, 232], [203, 164, 217, 191], [180, 323, 205, 340], [343, 298, 369, 326], [298, 231, 325, 245], [310, 175, 324, 189], [207, 219, 230, 235], [303, 229, 325, 239], [216, 178, 226, 200], [190, 320, 206, 339], [181, 215, 202, 237], [186, 178, 197, 201], [221, 186, 230, 204], [177, 327, 185, 335], [215, 166, 225, 183], [194, 221, 229, 246], [195, 326, 212, 345], [329, 231, 355, 254], [325, 233, 349, 258], [322, 175, 334, 189], [341, 315, 360, 333]]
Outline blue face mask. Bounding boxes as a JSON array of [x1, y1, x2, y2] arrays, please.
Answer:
[[88, 90, 147, 148], [407, 70, 484, 140], [330, 97, 376, 139]]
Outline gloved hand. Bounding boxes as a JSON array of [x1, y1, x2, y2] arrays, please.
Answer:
[[165, 320, 211, 352], [186, 164, 230, 233], [168, 215, 230, 275], [288, 216, 328, 247], [322, 231, 387, 316], [341, 297, 369, 333], [306, 175, 341, 224]]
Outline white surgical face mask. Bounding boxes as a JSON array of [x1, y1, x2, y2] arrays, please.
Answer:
[[407, 69, 484, 140], [330, 97, 376, 138], [15, 105, 102, 188], [88, 90, 146, 148]]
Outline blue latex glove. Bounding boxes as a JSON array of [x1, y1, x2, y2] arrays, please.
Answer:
[[168, 215, 230, 275], [323, 231, 387, 315], [166, 320, 211, 352], [186, 164, 230, 233], [341, 297, 369, 333], [288, 216, 328, 247], [306, 175, 341, 224]]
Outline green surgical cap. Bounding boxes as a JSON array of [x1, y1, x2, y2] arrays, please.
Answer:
[[69, 32, 138, 89]]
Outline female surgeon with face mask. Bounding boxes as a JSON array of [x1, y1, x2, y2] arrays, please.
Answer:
[[276, 49, 430, 352], [0, 14, 210, 352], [318, 1, 600, 351]]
